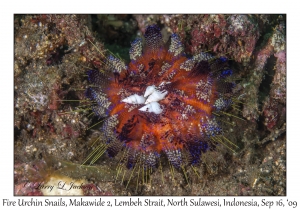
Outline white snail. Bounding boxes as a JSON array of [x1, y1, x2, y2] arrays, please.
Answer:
[[121, 94, 145, 104], [145, 89, 168, 104], [122, 85, 168, 114], [139, 101, 163, 114], [144, 85, 156, 97]]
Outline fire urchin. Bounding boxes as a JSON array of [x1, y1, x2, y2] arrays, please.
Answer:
[[84, 25, 237, 177]]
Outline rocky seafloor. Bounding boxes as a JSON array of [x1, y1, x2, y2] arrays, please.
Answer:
[[14, 14, 286, 196]]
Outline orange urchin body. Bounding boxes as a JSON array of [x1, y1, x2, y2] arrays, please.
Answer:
[[86, 25, 233, 168], [107, 51, 217, 153]]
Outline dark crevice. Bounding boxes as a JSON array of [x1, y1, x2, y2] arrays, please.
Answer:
[[46, 45, 70, 66], [257, 55, 276, 132], [258, 55, 276, 109], [90, 14, 138, 62], [63, 90, 80, 107], [14, 126, 21, 141]]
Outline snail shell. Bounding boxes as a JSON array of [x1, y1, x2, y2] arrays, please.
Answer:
[[145, 90, 168, 104], [139, 101, 163, 114], [144, 85, 156, 98], [122, 94, 145, 104]]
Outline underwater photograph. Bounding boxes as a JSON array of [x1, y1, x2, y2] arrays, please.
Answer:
[[14, 14, 286, 196]]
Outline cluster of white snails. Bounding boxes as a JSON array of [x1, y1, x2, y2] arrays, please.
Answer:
[[121, 83, 169, 114]]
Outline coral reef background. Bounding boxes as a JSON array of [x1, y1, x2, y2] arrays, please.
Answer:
[[14, 14, 286, 196]]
